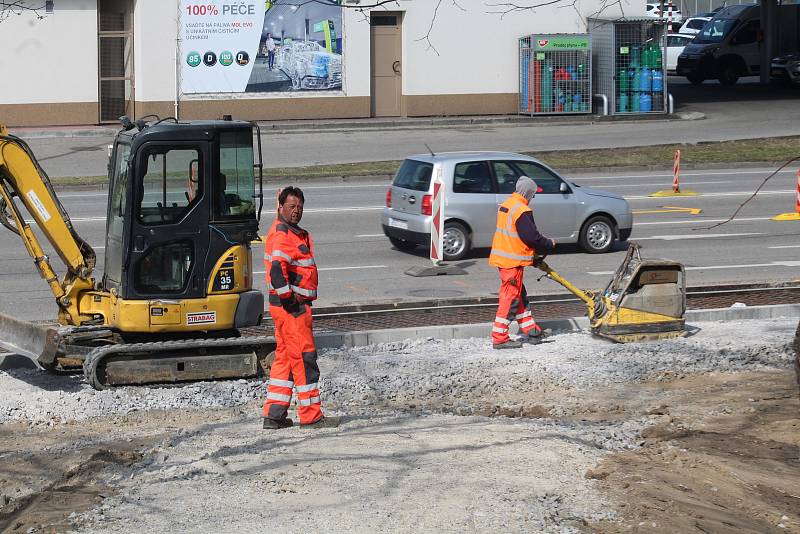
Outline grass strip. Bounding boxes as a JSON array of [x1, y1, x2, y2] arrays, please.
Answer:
[[51, 136, 800, 186]]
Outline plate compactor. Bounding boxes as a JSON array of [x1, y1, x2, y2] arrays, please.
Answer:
[[534, 244, 687, 342]]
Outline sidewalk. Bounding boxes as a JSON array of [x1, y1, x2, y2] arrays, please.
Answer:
[[9, 110, 703, 139]]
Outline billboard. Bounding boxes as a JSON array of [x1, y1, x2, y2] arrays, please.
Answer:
[[180, 0, 343, 94]]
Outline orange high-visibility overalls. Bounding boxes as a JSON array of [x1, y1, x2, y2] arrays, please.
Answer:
[[263, 217, 322, 425], [488, 193, 542, 345]]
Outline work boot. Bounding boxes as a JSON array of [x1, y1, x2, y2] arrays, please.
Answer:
[[493, 340, 523, 350], [519, 328, 552, 344], [301, 416, 341, 429], [263, 417, 293, 430]]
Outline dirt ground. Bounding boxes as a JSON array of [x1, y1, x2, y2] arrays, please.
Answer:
[[0, 320, 798, 533]]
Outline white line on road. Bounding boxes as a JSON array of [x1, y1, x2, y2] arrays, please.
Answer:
[[589, 260, 800, 275], [634, 217, 771, 226], [253, 264, 386, 275], [303, 206, 383, 213], [572, 169, 796, 181], [625, 190, 793, 200], [633, 232, 762, 241], [768, 245, 800, 249], [356, 234, 385, 237], [597, 180, 734, 189]]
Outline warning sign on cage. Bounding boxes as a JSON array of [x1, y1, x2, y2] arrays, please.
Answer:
[[533, 36, 590, 50]]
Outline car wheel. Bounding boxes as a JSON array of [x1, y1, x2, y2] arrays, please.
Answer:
[[442, 221, 470, 261], [579, 215, 615, 254], [388, 236, 418, 251], [718, 64, 739, 85], [686, 73, 704, 85]]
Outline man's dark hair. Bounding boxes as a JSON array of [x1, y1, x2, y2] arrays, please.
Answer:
[[279, 186, 304, 205]]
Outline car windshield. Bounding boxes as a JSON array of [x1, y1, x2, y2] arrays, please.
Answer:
[[694, 19, 737, 43], [392, 159, 433, 191]]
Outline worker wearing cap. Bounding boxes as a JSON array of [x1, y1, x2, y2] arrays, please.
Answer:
[[263, 186, 339, 429], [488, 176, 555, 349]]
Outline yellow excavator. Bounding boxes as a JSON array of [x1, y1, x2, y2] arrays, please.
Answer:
[[0, 117, 275, 389], [533, 243, 687, 343]]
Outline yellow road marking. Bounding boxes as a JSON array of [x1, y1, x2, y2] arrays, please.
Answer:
[[633, 206, 703, 215]]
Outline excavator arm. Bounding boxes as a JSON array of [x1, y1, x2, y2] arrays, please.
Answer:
[[0, 124, 97, 325]]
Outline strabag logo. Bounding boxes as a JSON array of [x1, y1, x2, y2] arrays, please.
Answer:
[[187, 311, 217, 325], [537, 39, 549, 47]]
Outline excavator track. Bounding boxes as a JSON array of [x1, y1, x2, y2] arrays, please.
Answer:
[[83, 335, 276, 390]]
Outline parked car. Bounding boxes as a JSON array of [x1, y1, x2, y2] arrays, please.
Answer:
[[678, 16, 711, 35], [645, 3, 684, 24], [277, 40, 342, 90], [666, 33, 694, 72], [770, 52, 800, 84], [381, 152, 633, 260]]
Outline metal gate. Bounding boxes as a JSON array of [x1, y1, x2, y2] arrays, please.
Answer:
[[98, 0, 134, 123], [590, 19, 667, 116]]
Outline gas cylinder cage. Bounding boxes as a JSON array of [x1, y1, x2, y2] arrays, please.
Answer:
[[519, 34, 592, 116], [589, 18, 668, 116]]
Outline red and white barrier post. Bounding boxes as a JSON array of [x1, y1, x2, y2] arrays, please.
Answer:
[[429, 167, 445, 265], [672, 149, 681, 193], [794, 170, 800, 214], [667, 2, 673, 32]]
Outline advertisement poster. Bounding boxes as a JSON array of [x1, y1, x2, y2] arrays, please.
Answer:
[[181, 0, 343, 94]]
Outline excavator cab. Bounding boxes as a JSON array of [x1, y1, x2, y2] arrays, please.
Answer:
[[0, 117, 276, 388], [104, 119, 262, 311]]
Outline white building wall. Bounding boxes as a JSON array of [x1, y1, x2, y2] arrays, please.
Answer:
[[134, 0, 181, 103], [0, 0, 97, 105], [396, 0, 642, 96]]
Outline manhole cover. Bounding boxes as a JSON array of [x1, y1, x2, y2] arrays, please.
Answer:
[[406, 289, 464, 298]]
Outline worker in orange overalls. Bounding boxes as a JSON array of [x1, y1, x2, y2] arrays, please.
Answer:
[[263, 186, 339, 429], [488, 176, 555, 349]]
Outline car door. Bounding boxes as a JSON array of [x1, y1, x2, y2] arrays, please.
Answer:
[[450, 161, 496, 247], [730, 19, 761, 73], [494, 160, 577, 241]]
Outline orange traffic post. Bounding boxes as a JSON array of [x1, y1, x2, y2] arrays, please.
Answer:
[[771, 170, 800, 221], [650, 149, 698, 197]]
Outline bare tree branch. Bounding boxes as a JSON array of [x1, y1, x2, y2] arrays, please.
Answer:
[[414, 0, 444, 56], [0, 1, 46, 23]]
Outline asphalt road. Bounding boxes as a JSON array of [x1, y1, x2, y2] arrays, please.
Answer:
[[18, 78, 800, 178], [2, 166, 798, 322]]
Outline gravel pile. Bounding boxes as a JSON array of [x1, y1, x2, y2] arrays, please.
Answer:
[[0, 318, 795, 425]]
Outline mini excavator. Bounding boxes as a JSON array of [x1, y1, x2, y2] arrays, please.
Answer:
[[533, 243, 687, 342], [0, 117, 276, 389]]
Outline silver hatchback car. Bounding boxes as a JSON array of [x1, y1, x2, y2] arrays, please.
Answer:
[[381, 152, 633, 260]]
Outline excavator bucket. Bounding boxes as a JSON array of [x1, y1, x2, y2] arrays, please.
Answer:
[[0, 312, 60, 368]]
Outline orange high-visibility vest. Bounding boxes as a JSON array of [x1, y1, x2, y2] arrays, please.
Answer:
[[488, 192, 535, 268], [265, 218, 319, 305]]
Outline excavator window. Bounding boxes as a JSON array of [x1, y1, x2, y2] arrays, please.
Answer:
[[216, 131, 256, 219], [108, 142, 130, 240], [133, 240, 194, 294], [138, 147, 201, 225]]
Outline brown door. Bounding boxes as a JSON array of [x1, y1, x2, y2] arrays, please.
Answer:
[[370, 13, 402, 117], [98, 0, 134, 123]]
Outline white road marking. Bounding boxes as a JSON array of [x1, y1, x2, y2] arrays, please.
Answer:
[[768, 245, 800, 249], [633, 232, 762, 241], [634, 217, 771, 226], [589, 260, 800, 275], [572, 169, 796, 180], [303, 206, 383, 213], [356, 234, 385, 237], [597, 180, 734, 189], [253, 264, 386, 275], [624, 190, 793, 200]]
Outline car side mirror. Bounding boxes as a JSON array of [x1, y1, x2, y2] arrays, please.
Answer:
[[559, 182, 569, 193]]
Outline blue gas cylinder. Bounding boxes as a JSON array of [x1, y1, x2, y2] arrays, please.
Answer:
[[639, 68, 652, 92], [639, 92, 652, 112], [618, 93, 629, 112], [573, 93, 582, 111], [652, 70, 664, 92], [631, 91, 640, 112]]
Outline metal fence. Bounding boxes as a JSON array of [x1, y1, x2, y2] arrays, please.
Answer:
[[590, 19, 668, 116], [519, 34, 592, 115]]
